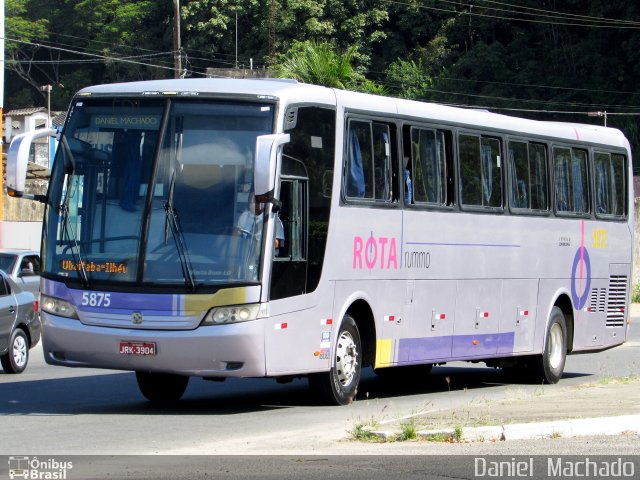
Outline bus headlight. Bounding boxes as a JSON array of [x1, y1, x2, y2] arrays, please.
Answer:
[[40, 294, 79, 319], [201, 304, 261, 325]]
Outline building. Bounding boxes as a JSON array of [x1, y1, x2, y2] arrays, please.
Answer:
[[1, 107, 59, 249]]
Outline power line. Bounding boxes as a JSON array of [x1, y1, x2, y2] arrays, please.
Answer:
[[19, 30, 269, 72], [366, 66, 640, 100], [474, 0, 640, 26], [382, 0, 640, 29], [6, 36, 189, 74]]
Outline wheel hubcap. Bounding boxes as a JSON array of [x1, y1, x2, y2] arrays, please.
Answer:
[[548, 323, 563, 370], [335, 331, 358, 387], [13, 335, 27, 368]]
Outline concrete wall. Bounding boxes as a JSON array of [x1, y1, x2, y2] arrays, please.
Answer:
[[0, 220, 42, 250], [206, 68, 274, 79], [4, 112, 48, 140]]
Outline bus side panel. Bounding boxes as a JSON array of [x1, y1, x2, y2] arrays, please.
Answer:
[[398, 280, 456, 364], [452, 280, 503, 359], [264, 280, 336, 376], [330, 280, 404, 369], [498, 279, 539, 353]]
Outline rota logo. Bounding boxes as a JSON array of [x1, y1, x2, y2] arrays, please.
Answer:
[[353, 234, 398, 270]]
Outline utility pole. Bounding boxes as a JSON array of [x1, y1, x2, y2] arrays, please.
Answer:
[[268, 0, 276, 59], [1, 0, 5, 224], [588, 111, 608, 127], [40, 85, 52, 165], [173, 0, 182, 79]]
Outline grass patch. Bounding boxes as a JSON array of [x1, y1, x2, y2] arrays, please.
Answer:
[[632, 283, 640, 303], [349, 417, 383, 442], [597, 374, 640, 385], [397, 418, 418, 441], [420, 427, 463, 443], [453, 424, 463, 442], [421, 431, 456, 442]]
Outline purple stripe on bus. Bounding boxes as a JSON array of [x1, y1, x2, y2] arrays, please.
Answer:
[[398, 332, 515, 363], [452, 332, 515, 358], [42, 278, 177, 314], [398, 336, 453, 362]]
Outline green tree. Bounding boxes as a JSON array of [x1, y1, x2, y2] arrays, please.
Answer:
[[181, 0, 265, 69], [5, 0, 51, 102], [276, 41, 356, 89], [274, 0, 388, 69], [70, 0, 171, 81]]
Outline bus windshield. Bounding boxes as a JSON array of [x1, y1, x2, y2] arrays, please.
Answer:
[[44, 98, 274, 288]]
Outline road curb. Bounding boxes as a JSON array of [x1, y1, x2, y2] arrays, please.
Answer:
[[371, 415, 640, 443]]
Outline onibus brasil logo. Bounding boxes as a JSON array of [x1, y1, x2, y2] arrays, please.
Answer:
[[8, 457, 73, 480]]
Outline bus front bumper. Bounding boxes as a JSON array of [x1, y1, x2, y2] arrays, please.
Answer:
[[41, 312, 266, 377]]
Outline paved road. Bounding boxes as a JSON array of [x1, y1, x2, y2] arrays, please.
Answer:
[[1, 315, 638, 464]]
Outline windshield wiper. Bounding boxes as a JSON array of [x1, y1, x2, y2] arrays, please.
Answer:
[[164, 168, 196, 290], [59, 174, 90, 287]]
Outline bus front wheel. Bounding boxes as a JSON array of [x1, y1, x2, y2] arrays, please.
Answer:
[[136, 372, 189, 403], [309, 314, 362, 405]]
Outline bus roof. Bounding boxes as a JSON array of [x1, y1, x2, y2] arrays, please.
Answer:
[[77, 77, 337, 106], [78, 78, 629, 150]]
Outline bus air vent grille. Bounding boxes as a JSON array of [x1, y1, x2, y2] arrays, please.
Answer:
[[598, 288, 606, 313], [606, 275, 627, 327], [589, 288, 607, 313]]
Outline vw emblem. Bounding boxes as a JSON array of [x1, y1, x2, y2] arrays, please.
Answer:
[[132, 312, 143, 325]]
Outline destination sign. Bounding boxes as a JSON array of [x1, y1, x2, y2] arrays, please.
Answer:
[[61, 259, 129, 274], [91, 115, 161, 129]]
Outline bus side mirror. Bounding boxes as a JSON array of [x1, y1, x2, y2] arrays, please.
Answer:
[[7, 128, 58, 197], [254, 133, 290, 200]]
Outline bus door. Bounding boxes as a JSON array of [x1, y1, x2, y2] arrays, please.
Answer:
[[270, 177, 308, 300]]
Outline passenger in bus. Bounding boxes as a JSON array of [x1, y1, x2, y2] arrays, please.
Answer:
[[403, 156, 413, 204]]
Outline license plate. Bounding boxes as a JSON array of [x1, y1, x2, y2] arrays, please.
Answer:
[[119, 341, 156, 356]]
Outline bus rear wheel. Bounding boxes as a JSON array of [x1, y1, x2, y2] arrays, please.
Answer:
[[136, 372, 189, 403], [530, 307, 567, 384], [309, 314, 361, 405]]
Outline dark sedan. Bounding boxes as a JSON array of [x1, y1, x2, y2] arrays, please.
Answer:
[[0, 270, 40, 373]]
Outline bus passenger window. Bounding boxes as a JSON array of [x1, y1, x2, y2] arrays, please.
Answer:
[[594, 152, 626, 218], [410, 128, 447, 206], [459, 134, 502, 208], [508, 141, 548, 212], [345, 119, 395, 202], [553, 147, 589, 215], [346, 122, 370, 198]]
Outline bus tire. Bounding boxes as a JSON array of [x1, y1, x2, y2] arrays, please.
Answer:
[[531, 307, 567, 384], [1, 328, 29, 374], [309, 314, 361, 405], [136, 372, 189, 403]]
